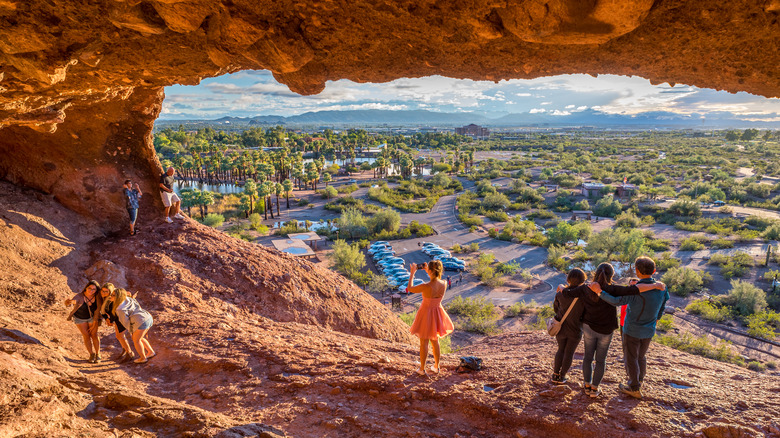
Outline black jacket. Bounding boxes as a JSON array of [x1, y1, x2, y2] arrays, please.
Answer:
[[562, 283, 640, 335], [553, 291, 585, 338]]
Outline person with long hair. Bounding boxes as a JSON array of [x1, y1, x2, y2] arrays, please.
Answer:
[[99, 283, 135, 362], [65, 280, 104, 363], [407, 260, 454, 376], [551, 268, 587, 385], [113, 288, 156, 364], [557, 263, 664, 397]]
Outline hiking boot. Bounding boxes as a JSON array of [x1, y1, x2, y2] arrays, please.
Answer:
[[619, 383, 642, 399]]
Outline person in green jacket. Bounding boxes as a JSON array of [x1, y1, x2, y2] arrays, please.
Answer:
[[591, 256, 669, 400]]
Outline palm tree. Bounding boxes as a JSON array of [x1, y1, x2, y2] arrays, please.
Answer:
[[323, 172, 332, 187], [282, 179, 293, 209], [262, 180, 275, 219], [275, 182, 283, 214], [197, 190, 215, 218], [257, 183, 270, 220], [243, 179, 257, 214]]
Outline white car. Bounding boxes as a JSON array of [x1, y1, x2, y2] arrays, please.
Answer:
[[368, 245, 392, 255]]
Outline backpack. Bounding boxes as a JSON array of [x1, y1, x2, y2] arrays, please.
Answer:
[[457, 356, 483, 373]]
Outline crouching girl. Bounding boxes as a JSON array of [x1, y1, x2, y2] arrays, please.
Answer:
[[114, 288, 156, 364]]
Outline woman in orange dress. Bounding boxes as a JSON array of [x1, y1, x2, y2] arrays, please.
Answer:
[[407, 260, 454, 376]]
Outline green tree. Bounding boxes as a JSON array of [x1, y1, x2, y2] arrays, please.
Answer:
[[322, 185, 338, 199], [367, 208, 401, 234], [725, 280, 767, 316], [243, 179, 257, 214], [338, 207, 368, 239], [330, 239, 367, 278], [282, 179, 293, 209], [593, 195, 622, 218], [323, 172, 332, 187], [179, 188, 199, 216]]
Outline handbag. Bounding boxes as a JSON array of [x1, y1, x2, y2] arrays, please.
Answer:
[[546, 298, 579, 336]]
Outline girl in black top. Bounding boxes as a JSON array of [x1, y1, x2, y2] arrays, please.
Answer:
[[65, 280, 104, 363], [557, 263, 663, 397], [99, 283, 135, 362], [551, 268, 587, 384]]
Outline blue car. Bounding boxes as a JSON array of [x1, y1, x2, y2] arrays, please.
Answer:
[[442, 261, 466, 272], [378, 257, 404, 267], [373, 250, 396, 260]]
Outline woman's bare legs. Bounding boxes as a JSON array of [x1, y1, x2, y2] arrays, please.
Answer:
[[418, 337, 429, 374], [88, 320, 100, 358], [76, 322, 93, 357], [430, 338, 441, 372], [114, 326, 132, 354], [141, 337, 155, 357], [132, 328, 150, 362]]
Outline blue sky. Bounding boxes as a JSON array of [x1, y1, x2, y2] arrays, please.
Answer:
[[161, 70, 780, 121]]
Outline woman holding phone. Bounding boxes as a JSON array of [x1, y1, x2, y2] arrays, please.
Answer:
[[407, 261, 454, 376]]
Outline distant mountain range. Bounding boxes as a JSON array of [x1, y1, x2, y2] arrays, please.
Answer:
[[158, 109, 780, 129]]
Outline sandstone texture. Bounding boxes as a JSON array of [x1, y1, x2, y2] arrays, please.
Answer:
[[1, 0, 779, 227], [3, 181, 780, 437]]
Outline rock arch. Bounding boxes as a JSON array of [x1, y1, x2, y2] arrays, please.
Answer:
[[0, 0, 779, 226]]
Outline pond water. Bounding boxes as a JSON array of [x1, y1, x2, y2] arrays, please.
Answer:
[[273, 220, 338, 232], [283, 247, 310, 255], [174, 180, 244, 196]]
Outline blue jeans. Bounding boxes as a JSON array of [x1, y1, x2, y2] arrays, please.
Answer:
[[582, 323, 614, 387]]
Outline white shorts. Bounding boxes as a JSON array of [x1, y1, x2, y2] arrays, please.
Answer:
[[161, 191, 181, 207]]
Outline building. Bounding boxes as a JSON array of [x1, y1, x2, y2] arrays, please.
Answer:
[[582, 182, 606, 198], [455, 124, 489, 139], [615, 183, 637, 198]]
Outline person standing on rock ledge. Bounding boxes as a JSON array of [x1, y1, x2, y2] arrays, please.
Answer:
[[159, 167, 185, 224], [407, 260, 454, 376], [123, 179, 142, 236]]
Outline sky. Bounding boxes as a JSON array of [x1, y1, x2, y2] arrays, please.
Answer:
[[160, 70, 780, 122]]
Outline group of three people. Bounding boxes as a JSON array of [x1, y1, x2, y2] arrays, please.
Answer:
[[552, 256, 669, 399], [65, 281, 156, 364]]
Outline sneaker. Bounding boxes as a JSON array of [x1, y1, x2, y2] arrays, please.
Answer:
[[95, 353, 102, 362], [619, 383, 642, 399], [165, 217, 173, 223], [174, 213, 185, 220], [589, 387, 602, 398], [88, 353, 95, 363]]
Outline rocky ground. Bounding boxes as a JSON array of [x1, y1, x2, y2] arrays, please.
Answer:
[[2, 181, 780, 438]]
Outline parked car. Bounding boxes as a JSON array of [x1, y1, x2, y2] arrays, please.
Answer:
[[713, 200, 726, 206], [434, 255, 463, 264], [422, 245, 441, 255], [368, 244, 392, 255], [378, 257, 404, 267], [442, 261, 466, 272], [383, 267, 407, 277], [428, 249, 451, 258], [399, 279, 425, 293], [373, 250, 396, 259]]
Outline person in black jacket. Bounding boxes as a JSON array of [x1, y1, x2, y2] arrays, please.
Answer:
[[556, 263, 664, 398], [99, 283, 135, 362], [551, 268, 587, 384]]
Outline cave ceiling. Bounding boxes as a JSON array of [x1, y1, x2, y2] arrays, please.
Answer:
[[0, 0, 778, 132]]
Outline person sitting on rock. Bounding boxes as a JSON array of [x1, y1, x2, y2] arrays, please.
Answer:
[[99, 283, 135, 363], [556, 263, 664, 398], [407, 260, 454, 376], [113, 288, 156, 364], [65, 280, 104, 363], [550, 268, 587, 385], [159, 167, 185, 224], [123, 179, 142, 236]]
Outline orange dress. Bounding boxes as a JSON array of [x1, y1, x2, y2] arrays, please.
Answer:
[[410, 295, 454, 340]]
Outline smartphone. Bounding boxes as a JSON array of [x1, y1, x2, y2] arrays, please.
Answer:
[[416, 263, 427, 269]]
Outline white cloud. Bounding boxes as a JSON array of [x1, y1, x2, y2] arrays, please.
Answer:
[[565, 104, 575, 109], [529, 108, 546, 114]]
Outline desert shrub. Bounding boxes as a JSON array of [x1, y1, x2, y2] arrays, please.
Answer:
[[656, 314, 675, 332], [744, 215, 776, 231], [712, 252, 754, 279], [526, 209, 557, 220], [321, 185, 339, 199], [504, 300, 537, 317], [531, 305, 555, 330], [485, 210, 510, 222], [667, 199, 702, 218], [762, 223, 780, 241], [654, 333, 744, 366], [679, 237, 706, 251], [593, 195, 622, 218], [686, 299, 730, 323], [763, 269, 780, 282], [468, 243, 480, 252], [546, 244, 568, 271], [711, 238, 735, 249], [202, 213, 225, 228], [654, 252, 681, 271], [724, 280, 767, 316], [451, 243, 462, 253], [746, 310, 780, 340], [336, 183, 359, 194], [662, 267, 705, 297], [747, 361, 766, 372], [459, 212, 483, 227], [647, 239, 671, 251], [615, 210, 642, 229], [446, 296, 500, 334], [298, 198, 310, 206], [408, 220, 435, 237]]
